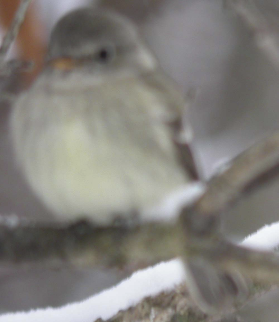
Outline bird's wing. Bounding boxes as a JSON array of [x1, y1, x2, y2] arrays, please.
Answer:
[[142, 70, 201, 181]]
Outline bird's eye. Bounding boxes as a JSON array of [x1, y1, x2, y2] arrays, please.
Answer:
[[95, 45, 115, 64]]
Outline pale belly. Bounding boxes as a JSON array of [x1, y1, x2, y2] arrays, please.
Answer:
[[26, 117, 188, 225], [13, 75, 190, 225]]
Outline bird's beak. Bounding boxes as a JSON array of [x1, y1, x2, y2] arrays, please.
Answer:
[[48, 57, 82, 71]]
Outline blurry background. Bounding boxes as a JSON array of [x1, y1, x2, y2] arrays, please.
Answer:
[[0, 0, 279, 319]]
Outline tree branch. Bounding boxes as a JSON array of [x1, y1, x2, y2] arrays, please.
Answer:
[[0, 218, 181, 269], [0, 0, 33, 63], [178, 132, 279, 292], [180, 131, 279, 249], [186, 236, 279, 284]]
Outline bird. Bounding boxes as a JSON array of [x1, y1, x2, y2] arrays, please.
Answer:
[[10, 7, 198, 226], [10, 7, 248, 313]]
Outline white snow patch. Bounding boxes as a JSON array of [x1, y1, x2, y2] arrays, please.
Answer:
[[242, 221, 279, 251], [2, 218, 279, 322], [142, 182, 206, 222], [0, 260, 185, 322]]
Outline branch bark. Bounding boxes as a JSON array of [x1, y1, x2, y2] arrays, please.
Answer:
[[0, 218, 180, 269], [183, 131, 279, 227], [178, 132, 279, 296], [0, 0, 33, 63]]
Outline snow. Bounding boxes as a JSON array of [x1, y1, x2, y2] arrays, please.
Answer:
[[242, 221, 279, 251], [1, 220, 279, 322], [142, 182, 206, 222], [0, 260, 186, 322]]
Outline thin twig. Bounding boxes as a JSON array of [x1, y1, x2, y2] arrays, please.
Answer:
[[226, 0, 279, 68], [0, 0, 33, 63]]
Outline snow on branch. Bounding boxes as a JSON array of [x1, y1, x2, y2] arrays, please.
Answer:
[[1, 221, 279, 322]]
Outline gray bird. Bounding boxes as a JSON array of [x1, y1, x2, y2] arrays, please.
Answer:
[[11, 8, 198, 226], [10, 7, 246, 313]]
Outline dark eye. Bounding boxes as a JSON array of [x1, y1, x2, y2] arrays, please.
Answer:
[[95, 45, 115, 64]]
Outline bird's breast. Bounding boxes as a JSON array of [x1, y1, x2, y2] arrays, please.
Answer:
[[14, 78, 188, 224]]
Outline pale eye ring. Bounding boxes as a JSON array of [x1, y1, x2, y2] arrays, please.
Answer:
[[95, 45, 116, 63]]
